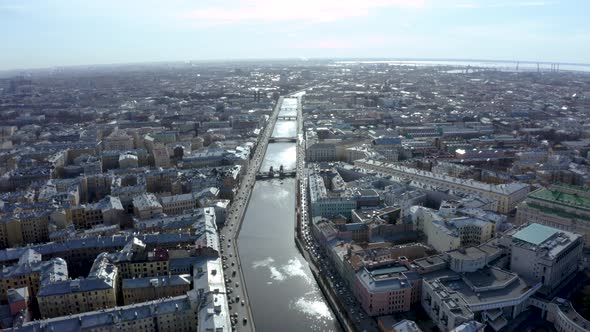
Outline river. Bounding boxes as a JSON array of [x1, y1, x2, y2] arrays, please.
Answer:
[[237, 100, 341, 331]]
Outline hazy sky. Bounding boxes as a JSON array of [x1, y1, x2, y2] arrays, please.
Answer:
[[1, 0, 589, 70]]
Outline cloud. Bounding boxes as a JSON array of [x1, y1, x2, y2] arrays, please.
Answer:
[[182, 0, 426, 26], [453, 1, 556, 9], [290, 40, 356, 50], [285, 34, 400, 50]]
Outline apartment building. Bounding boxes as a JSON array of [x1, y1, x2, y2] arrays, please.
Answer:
[[133, 193, 163, 220], [412, 206, 495, 253], [103, 130, 134, 151], [38, 253, 118, 318], [19, 294, 199, 332], [160, 193, 199, 215], [0, 250, 67, 302], [69, 196, 126, 229], [0, 210, 50, 248], [121, 274, 191, 305], [107, 238, 170, 280]]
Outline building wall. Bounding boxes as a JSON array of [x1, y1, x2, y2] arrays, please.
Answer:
[[161, 197, 198, 216], [122, 283, 190, 305], [311, 198, 357, 220], [0, 272, 39, 303], [546, 302, 590, 332], [104, 137, 134, 151], [422, 281, 469, 331], [423, 217, 461, 253], [0, 214, 50, 248], [71, 206, 105, 229], [510, 237, 583, 294], [38, 286, 117, 318], [354, 277, 412, 316], [134, 205, 163, 220], [156, 309, 198, 332]]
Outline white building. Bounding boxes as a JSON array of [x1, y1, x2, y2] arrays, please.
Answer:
[[508, 223, 583, 295], [422, 261, 540, 331], [411, 206, 495, 253], [118, 152, 139, 169]]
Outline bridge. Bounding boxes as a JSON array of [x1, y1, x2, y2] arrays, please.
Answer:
[[278, 115, 297, 120], [269, 137, 297, 143], [256, 170, 296, 179]]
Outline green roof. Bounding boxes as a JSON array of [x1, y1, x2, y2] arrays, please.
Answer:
[[529, 188, 590, 211], [513, 223, 558, 246], [526, 202, 590, 222]]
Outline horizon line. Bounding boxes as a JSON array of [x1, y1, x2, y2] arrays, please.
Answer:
[[2, 56, 590, 75]]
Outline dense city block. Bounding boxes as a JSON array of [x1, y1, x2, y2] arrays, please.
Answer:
[[1, 61, 590, 331]]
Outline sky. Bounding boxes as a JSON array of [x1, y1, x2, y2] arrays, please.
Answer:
[[0, 0, 589, 70]]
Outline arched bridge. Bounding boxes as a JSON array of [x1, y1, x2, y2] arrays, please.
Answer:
[[268, 137, 297, 143]]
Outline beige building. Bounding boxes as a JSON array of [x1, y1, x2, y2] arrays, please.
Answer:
[[68, 196, 126, 229], [160, 193, 199, 215], [152, 144, 171, 168], [107, 238, 170, 280], [133, 193, 163, 219], [412, 206, 495, 253], [355, 159, 529, 213], [118, 152, 139, 169], [0, 210, 50, 248], [103, 130, 134, 151], [19, 293, 199, 331], [0, 250, 67, 303], [122, 274, 191, 305]]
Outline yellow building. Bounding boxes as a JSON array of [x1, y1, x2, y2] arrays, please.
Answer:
[[38, 253, 117, 318], [122, 274, 191, 305], [68, 196, 126, 229], [0, 250, 67, 303], [18, 294, 199, 331], [0, 211, 50, 248]]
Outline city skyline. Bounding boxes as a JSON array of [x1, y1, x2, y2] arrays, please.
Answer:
[[1, 0, 589, 70]]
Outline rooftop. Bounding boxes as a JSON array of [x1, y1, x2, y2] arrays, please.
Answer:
[[355, 159, 529, 196], [528, 187, 590, 212], [513, 223, 558, 246], [122, 274, 191, 289]]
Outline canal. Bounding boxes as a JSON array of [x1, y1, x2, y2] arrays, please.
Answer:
[[237, 98, 341, 331]]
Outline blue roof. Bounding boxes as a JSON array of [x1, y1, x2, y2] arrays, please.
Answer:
[[513, 223, 558, 246]]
